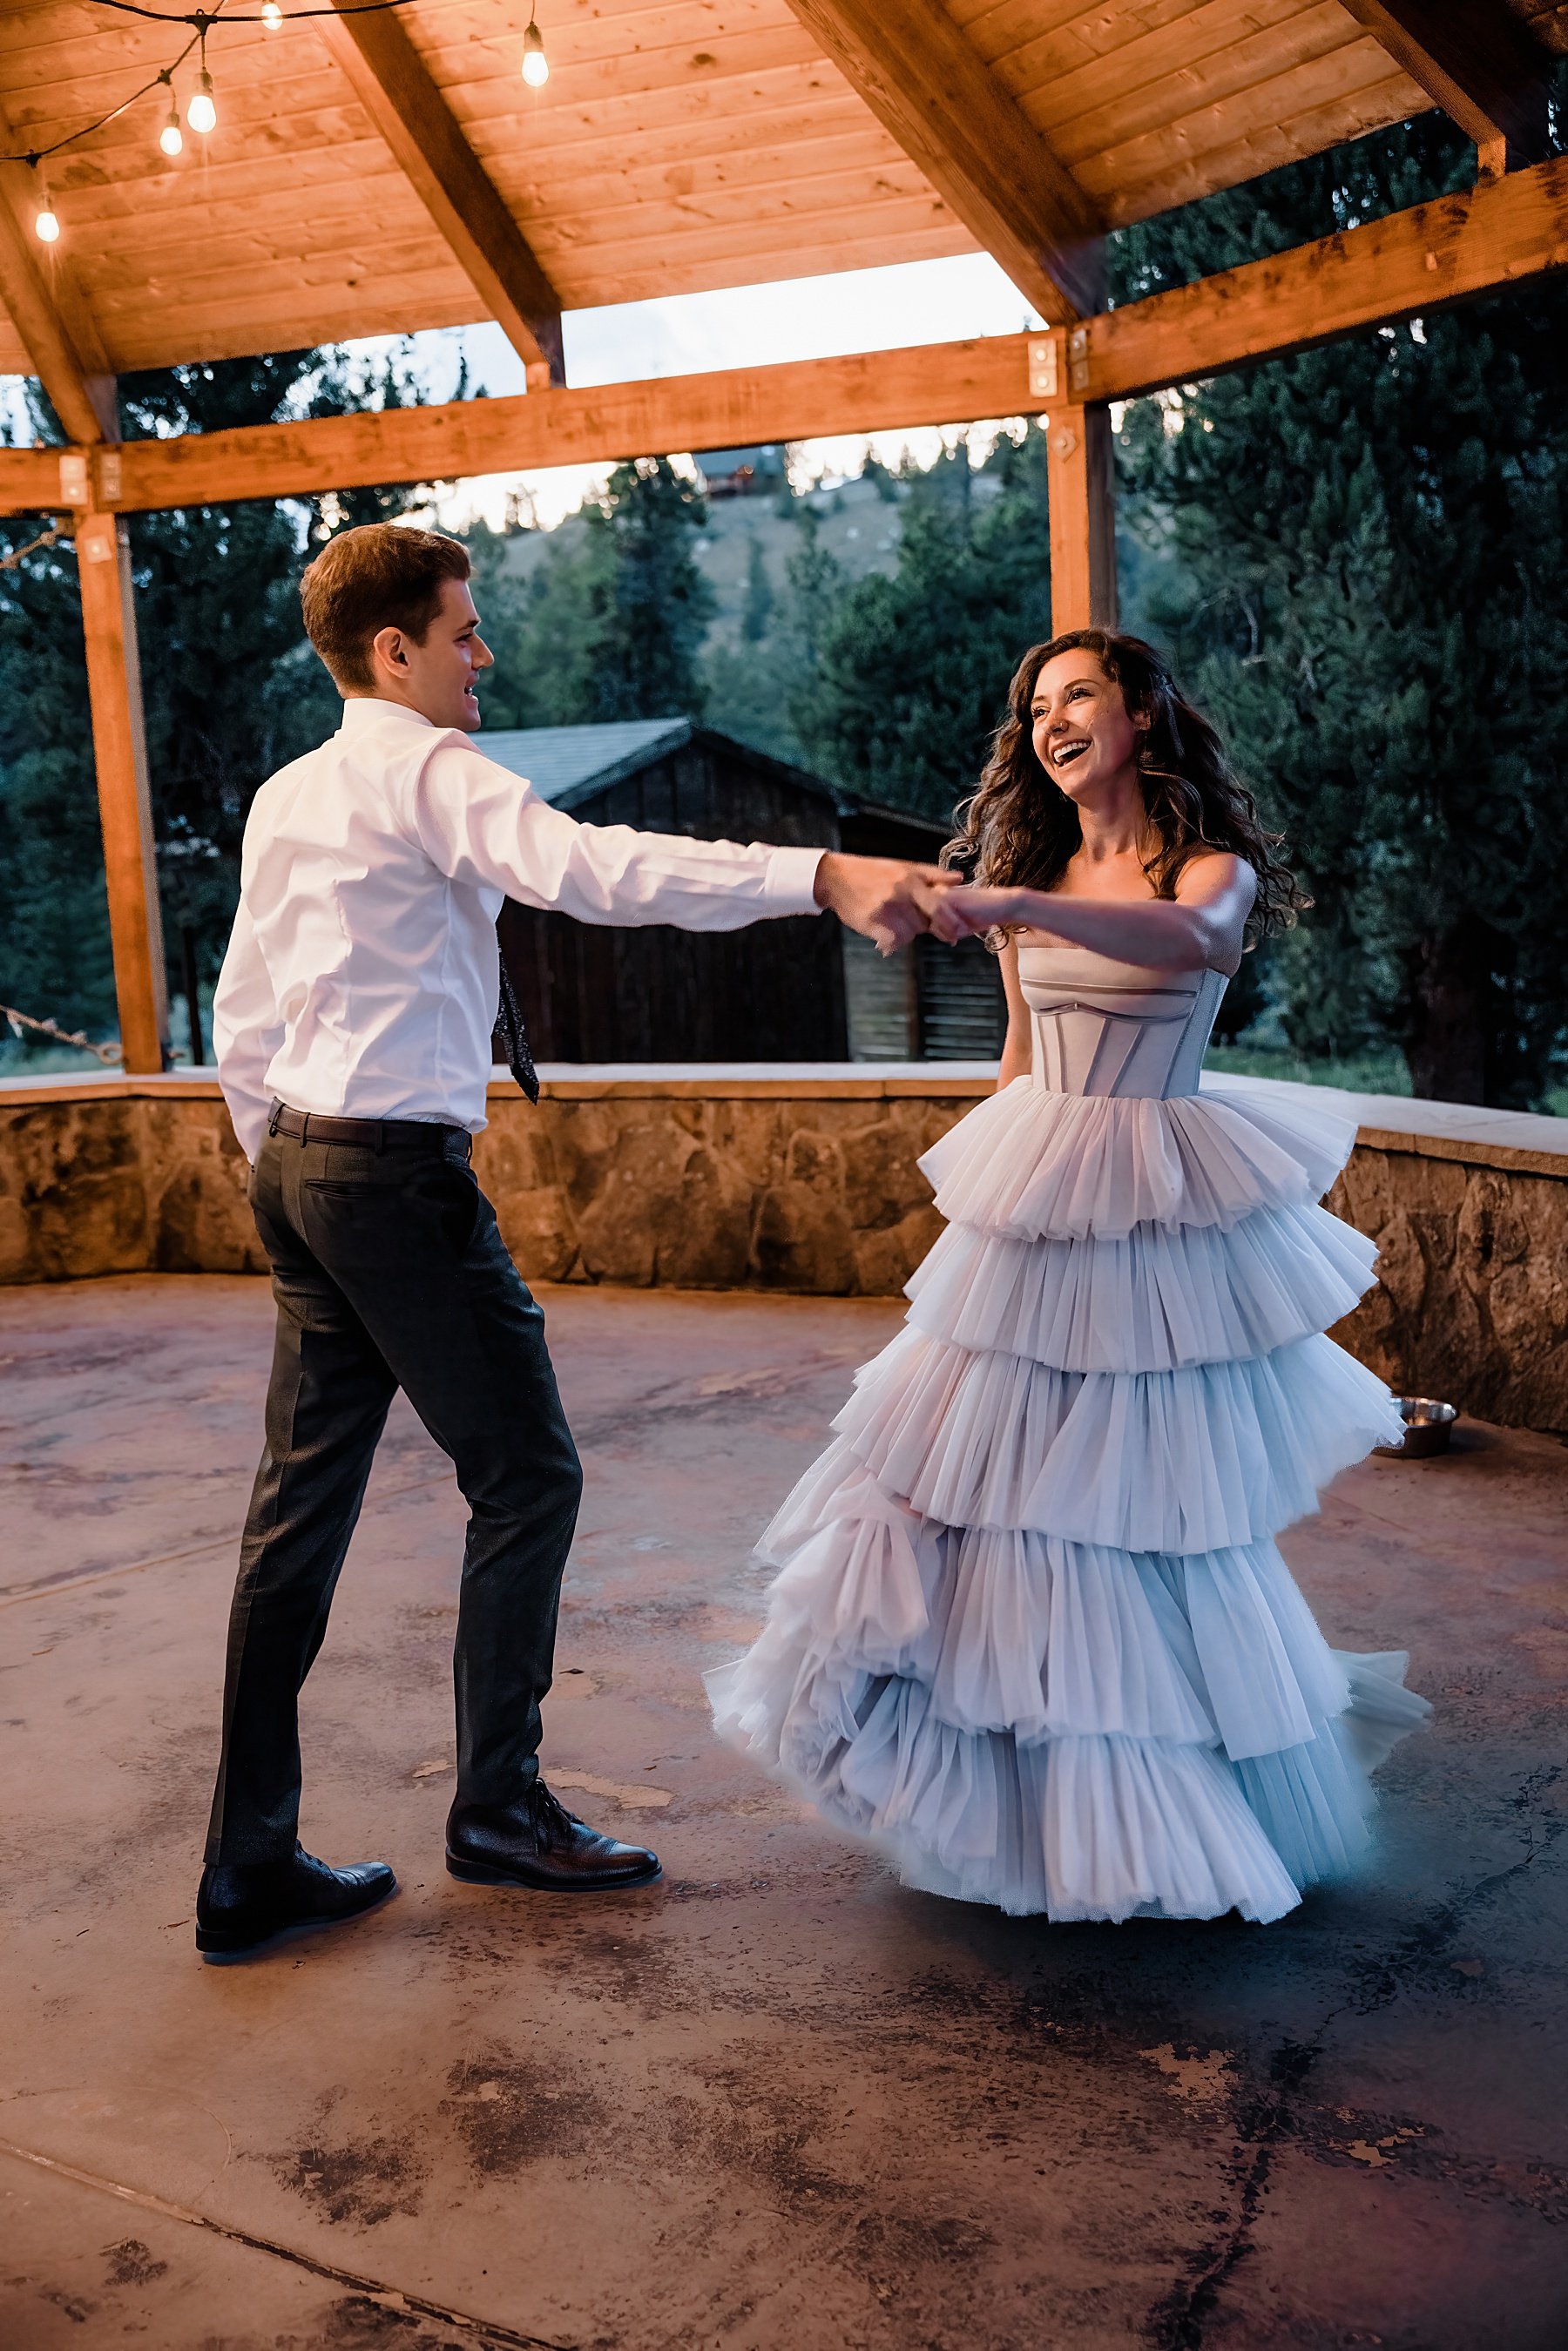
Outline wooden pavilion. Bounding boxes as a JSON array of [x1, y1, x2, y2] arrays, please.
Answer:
[[1, 0, 1564, 1075]]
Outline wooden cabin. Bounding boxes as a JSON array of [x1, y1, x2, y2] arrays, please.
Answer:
[[486, 719, 1005, 1063]]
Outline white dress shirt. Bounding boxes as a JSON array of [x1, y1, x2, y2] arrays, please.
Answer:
[[213, 697, 825, 1160]]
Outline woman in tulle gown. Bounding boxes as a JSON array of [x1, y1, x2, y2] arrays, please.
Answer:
[[708, 629, 1430, 1923]]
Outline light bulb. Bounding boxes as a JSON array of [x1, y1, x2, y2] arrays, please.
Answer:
[[160, 98, 184, 156], [188, 70, 217, 134], [522, 21, 548, 84], [35, 204, 59, 243], [261, 1, 282, 27]]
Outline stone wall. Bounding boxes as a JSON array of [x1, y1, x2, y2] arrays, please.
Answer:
[[3, 1067, 1565, 1433], [1328, 1139, 1568, 1435]]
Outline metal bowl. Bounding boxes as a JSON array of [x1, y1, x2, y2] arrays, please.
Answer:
[[1374, 1398, 1458, 1459]]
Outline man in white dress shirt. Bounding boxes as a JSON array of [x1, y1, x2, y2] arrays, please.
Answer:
[[197, 522, 956, 1961]]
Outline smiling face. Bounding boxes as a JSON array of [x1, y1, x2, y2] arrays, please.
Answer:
[[371, 577, 494, 730], [1030, 647, 1147, 802]]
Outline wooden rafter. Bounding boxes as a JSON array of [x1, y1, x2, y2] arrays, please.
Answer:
[[3, 152, 1565, 523], [0, 156, 117, 444], [1337, 0, 1552, 172], [316, 0, 564, 386], [781, 0, 1105, 321]]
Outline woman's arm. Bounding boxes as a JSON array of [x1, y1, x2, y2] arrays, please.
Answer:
[[936, 853, 1256, 976], [997, 937, 1032, 1091]]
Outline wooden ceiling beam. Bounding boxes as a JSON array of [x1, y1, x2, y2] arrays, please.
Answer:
[[1336, 0, 1553, 172], [780, 0, 1106, 321], [316, 0, 564, 386], [0, 157, 118, 443], [7, 152, 1565, 523], [0, 442, 81, 514], [1070, 147, 1568, 403], [63, 335, 1044, 514]]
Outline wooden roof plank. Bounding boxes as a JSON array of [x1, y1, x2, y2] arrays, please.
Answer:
[[778, 0, 1106, 319], [314, 0, 565, 382], [1335, 0, 1553, 168]]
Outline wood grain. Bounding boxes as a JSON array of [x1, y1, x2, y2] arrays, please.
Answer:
[[1078, 148, 1568, 402], [315, 0, 564, 381], [73, 510, 168, 1074], [780, 0, 1105, 319], [1047, 400, 1117, 632]]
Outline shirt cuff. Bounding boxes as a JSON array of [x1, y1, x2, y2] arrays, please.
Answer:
[[763, 845, 827, 915]]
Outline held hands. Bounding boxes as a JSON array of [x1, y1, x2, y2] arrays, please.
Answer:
[[813, 854, 964, 955], [921, 884, 1028, 943]]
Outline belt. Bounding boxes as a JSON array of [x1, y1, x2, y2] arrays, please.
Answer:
[[267, 1102, 469, 1155]]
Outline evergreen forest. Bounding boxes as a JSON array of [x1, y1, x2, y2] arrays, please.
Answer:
[[3, 102, 1565, 1110]]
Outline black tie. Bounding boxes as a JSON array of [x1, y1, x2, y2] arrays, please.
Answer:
[[495, 938, 539, 1105]]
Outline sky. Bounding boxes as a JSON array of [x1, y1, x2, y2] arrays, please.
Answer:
[[3, 250, 1043, 533], [416, 251, 1044, 528]]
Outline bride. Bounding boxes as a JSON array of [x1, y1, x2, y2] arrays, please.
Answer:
[[708, 628, 1429, 1923]]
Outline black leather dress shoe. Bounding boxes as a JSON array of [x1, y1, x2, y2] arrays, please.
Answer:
[[196, 1847, 396, 1963], [446, 1781, 660, 1892]]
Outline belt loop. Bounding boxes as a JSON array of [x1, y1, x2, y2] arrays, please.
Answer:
[[300, 1111, 312, 1147], [267, 1102, 281, 1137]]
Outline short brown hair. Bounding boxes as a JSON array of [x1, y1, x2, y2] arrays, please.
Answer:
[[300, 524, 471, 692]]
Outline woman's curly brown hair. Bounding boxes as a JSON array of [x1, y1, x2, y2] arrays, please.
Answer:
[[944, 630, 1308, 942]]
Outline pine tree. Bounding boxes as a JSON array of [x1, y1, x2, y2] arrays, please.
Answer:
[[579, 457, 715, 719], [466, 457, 716, 728], [741, 537, 774, 642], [789, 428, 1054, 823]]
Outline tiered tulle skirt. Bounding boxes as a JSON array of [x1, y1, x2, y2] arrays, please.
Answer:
[[706, 1077, 1431, 1922]]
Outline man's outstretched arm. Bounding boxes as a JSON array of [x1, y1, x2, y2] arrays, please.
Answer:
[[409, 742, 956, 948]]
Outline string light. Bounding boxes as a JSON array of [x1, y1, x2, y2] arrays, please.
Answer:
[[522, 10, 548, 86], [187, 32, 217, 133], [158, 68, 183, 152], [2, 3, 460, 176], [30, 160, 60, 241]]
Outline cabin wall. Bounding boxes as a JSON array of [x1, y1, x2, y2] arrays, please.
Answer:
[[500, 740, 848, 1062]]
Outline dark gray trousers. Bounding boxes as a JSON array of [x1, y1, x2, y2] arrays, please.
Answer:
[[205, 1118, 583, 1866]]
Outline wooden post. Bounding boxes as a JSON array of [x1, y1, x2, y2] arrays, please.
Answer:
[[75, 509, 167, 1072], [1047, 402, 1117, 635]]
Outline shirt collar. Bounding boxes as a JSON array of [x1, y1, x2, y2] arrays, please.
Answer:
[[339, 695, 436, 733]]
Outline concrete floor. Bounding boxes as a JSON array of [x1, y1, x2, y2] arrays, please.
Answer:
[[1, 1276, 1565, 2351]]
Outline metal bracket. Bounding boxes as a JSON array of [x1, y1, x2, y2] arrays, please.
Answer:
[[58, 452, 90, 506], [97, 449, 123, 503], [1067, 325, 1091, 395], [1027, 335, 1058, 401]]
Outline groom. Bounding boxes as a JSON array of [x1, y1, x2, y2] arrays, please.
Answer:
[[199, 522, 957, 1961]]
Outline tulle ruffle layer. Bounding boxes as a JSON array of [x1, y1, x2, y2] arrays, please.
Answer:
[[708, 1491, 1430, 1920], [918, 1077, 1357, 1241], [767, 1328, 1404, 1556], [905, 1200, 1377, 1374]]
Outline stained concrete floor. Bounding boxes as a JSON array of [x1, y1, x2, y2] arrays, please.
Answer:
[[0, 1274, 1565, 2351]]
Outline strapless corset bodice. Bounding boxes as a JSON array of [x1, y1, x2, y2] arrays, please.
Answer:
[[1017, 942, 1227, 1099]]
